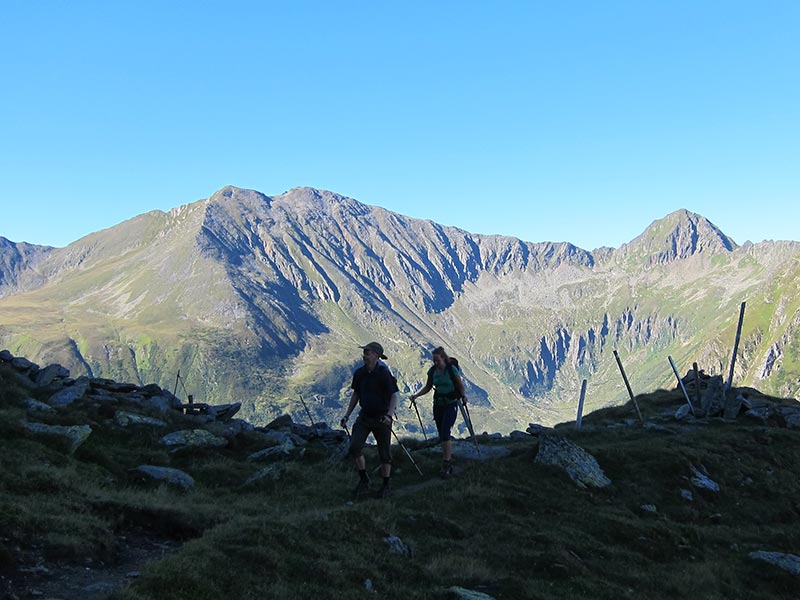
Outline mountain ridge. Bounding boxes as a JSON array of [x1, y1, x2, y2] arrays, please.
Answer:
[[1, 186, 799, 431]]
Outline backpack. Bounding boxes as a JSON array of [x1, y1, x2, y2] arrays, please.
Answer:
[[428, 357, 465, 399]]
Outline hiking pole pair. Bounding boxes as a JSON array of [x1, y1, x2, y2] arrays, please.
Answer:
[[458, 398, 480, 456], [408, 397, 428, 441], [391, 428, 424, 477]]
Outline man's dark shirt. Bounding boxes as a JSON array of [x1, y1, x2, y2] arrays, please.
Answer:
[[351, 363, 399, 418]]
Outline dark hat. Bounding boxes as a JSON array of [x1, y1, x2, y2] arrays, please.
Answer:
[[360, 342, 387, 359]]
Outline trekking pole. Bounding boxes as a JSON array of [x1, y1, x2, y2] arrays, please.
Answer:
[[390, 429, 424, 476], [408, 398, 428, 441], [458, 398, 480, 456], [172, 370, 180, 396], [298, 393, 316, 428]]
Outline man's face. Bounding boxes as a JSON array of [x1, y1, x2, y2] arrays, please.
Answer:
[[362, 349, 379, 368], [432, 354, 446, 369]]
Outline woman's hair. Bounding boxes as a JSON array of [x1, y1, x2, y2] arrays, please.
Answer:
[[432, 346, 449, 361]]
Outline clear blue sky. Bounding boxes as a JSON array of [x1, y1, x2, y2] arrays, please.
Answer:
[[2, 1, 798, 249]]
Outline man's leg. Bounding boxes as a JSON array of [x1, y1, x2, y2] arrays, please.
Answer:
[[374, 422, 393, 496], [348, 417, 371, 495]]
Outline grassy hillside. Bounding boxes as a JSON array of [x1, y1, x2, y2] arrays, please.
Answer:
[[2, 363, 799, 599]]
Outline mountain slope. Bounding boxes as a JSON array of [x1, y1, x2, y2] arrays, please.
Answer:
[[1, 187, 799, 431]]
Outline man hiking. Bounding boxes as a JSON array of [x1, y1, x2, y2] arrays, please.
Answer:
[[409, 346, 467, 479], [340, 342, 399, 499]]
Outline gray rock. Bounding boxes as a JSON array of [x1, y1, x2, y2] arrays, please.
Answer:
[[0, 349, 13, 361], [701, 375, 724, 417], [680, 488, 694, 501], [48, 376, 91, 408], [722, 392, 744, 420], [383, 535, 412, 557], [689, 465, 720, 493], [159, 429, 228, 450], [535, 434, 611, 489], [748, 551, 800, 576], [675, 403, 692, 421], [243, 463, 288, 486], [23, 422, 92, 453], [445, 586, 496, 600], [449, 440, 510, 461], [526, 423, 552, 436], [142, 392, 182, 414], [247, 440, 294, 462], [33, 363, 70, 387], [11, 356, 38, 374], [509, 430, 531, 439], [24, 398, 56, 413], [640, 504, 657, 513], [644, 422, 675, 433], [115, 411, 167, 428], [131, 465, 195, 492]]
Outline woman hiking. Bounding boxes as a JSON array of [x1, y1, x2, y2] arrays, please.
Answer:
[[409, 346, 467, 479]]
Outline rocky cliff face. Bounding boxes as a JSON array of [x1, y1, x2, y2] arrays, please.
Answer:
[[1, 186, 799, 431]]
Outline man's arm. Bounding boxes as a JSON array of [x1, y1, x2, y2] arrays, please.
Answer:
[[340, 391, 359, 427]]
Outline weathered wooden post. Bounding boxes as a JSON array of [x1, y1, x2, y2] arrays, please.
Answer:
[[668, 356, 696, 416], [576, 379, 588, 430], [725, 301, 746, 390], [613, 350, 644, 423]]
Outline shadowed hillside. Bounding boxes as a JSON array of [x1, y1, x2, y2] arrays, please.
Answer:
[[2, 353, 799, 599]]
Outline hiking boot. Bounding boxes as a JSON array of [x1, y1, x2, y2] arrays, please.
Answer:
[[375, 484, 392, 499], [353, 479, 371, 497]]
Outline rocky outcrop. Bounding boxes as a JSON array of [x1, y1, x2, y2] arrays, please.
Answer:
[[534, 434, 611, 489]]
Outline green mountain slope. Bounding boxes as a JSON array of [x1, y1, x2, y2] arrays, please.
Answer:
[[1, 187, 799, 431]]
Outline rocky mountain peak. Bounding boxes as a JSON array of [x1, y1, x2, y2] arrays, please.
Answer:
[[615, 208, 737, 266]]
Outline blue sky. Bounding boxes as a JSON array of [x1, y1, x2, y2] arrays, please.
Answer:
[[2, 1, 798, 250]]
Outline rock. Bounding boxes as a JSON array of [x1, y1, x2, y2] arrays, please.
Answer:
[[247, 441, 294, 462], [24, 398, 56, 413], [700, 375, 724, 417], [689, 465, 720, 493], [0, 349, 13, 362], [131, 465, 195, 492], [640, 504, 657, 514], [445, 586, 496, 599], [748, 551, 800, 576], [142, 392, 182, 414], [535, 434, 611, 489], [509, 430, 531, 439], [23, 422, 92, 453], [722, 392, 744, 420], [159, 429, 228, 450], [680, 489, 694, 501], [675, 403, 692, 421], [243, 463, 288, 486], [206, 402, 241, 422], [264, 414, 294, 430], [10, 356, 38, 374], [449, 440, 510, 461], [48, 376, 91, 408], [115, 411, 167, 428], [526, 423, 552, 436], [32, 363, 70, 387], [383, 535, 412, 558], [644, 422, 675, 433]]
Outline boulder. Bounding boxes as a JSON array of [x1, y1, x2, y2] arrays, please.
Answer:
[[115, 411, 168, 428], [689, 465, 720, 493], [23, 422, 92, 453], [700, 375, 724, 417], [748, 551, 800, 576], [243, 463, 288, 486], [535, 434, 611, 489], [33, 363, 70, 387], [131, 465, 195, 492], [159, 429, 228, 450], [48, 376, 91, 408], [383, 535, 412, 558], [444, 587, 496, 600]]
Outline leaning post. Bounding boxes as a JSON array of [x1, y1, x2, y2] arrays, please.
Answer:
[[725, 301, 746, 390], [576, 379, 588, 430], [613, 350, 644, 423], [668, 356, 696, 416]]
